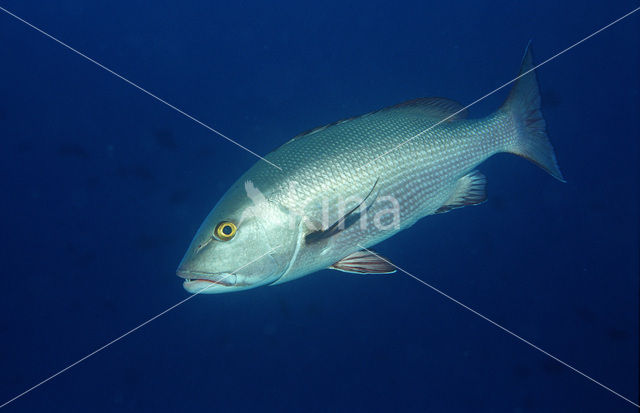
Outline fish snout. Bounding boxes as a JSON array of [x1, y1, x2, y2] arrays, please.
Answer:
[[176, 267, 238, 288]]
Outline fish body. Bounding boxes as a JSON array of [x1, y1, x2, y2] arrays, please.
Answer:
[[177, 45, 563, 293]]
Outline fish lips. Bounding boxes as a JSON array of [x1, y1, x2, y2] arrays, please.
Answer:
[[176, 269, 238, 294]]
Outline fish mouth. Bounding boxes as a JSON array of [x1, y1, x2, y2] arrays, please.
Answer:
[[176, 269, 238, 292]]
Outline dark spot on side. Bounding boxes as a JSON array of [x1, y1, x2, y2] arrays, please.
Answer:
[[153, 128, 177, 150], [0, 108, 6, 121], [58, 142, 89, 158]]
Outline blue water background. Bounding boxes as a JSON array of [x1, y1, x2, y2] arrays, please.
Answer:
[[0, 1, 638, 411]]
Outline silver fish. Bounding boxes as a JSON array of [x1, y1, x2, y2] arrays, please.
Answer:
[[177, 44, 563, 294]]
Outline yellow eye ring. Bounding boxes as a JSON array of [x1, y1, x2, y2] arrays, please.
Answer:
[[215, 221, 237, 241]]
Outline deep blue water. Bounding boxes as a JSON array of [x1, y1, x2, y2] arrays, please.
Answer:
[[0, 1, 638, 412]]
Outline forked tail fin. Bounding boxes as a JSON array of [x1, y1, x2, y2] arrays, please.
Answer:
[[501, 43, 565, 182]]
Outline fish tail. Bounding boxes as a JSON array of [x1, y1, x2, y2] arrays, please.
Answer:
[[500, 43, 565, 182]]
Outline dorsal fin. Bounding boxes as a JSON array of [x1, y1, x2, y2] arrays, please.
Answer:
[[390, 97, 467, 121], [291, 97, 466, 141], [292, 117, 358, 140]]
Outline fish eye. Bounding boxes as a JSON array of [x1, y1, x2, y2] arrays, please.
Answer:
[[215, 221, 237, 241]]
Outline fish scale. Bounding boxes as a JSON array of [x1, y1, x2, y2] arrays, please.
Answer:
[[177, 44, 563, 293], [259, 110, 517, 282]]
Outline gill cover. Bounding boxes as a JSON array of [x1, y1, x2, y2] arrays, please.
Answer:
[[177, 179, 299, 293]]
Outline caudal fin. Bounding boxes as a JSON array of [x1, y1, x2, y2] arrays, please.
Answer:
[[501, 43, 565, 182]]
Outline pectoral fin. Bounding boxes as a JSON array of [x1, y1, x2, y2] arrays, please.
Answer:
[[305, 178, 379, 244], [435, 170, 487, 214], [329, 250, 396, 274]]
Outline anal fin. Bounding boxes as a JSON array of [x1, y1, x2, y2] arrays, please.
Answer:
[[329, 250, 396, 274], [435, 170, 487, 214]]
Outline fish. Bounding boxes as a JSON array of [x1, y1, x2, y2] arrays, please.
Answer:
[[176, 44, 563, 294]]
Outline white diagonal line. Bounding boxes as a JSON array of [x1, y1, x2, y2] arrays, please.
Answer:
[[0, 2, 637, 410], [0, 6, 282, 171], [357, 245, 639, 408], [0, 246, 280, 410], [359, 6, 640, 170]]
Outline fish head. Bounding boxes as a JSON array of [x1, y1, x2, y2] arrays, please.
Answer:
[[177, 180, 298, 294]]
